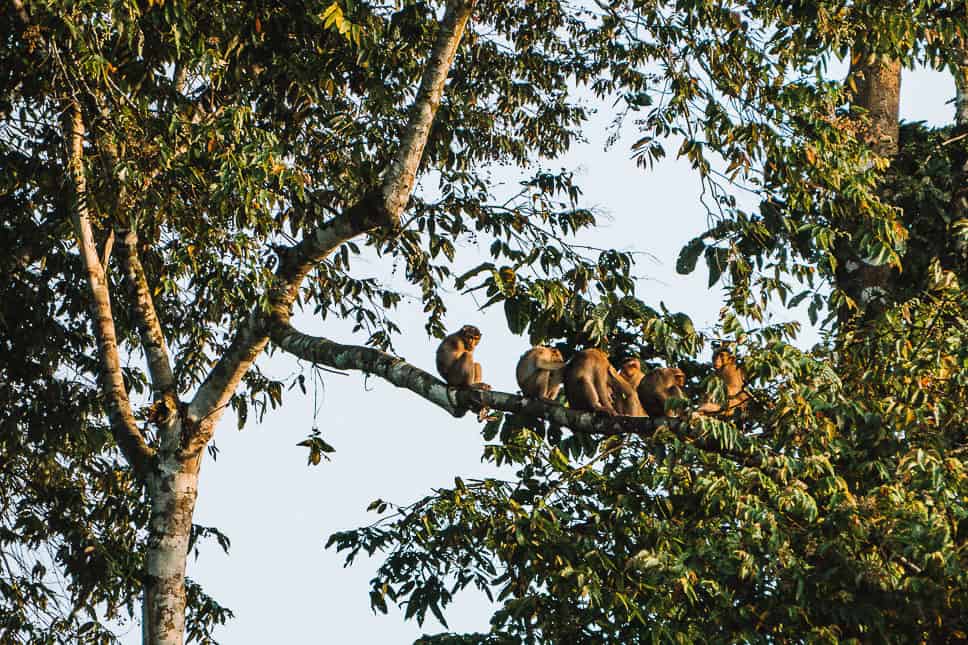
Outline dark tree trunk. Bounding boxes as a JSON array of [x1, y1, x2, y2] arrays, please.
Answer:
[[835, 53, 902, 326]]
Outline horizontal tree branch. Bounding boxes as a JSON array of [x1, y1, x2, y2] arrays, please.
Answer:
[[270, 323, 766, 466]]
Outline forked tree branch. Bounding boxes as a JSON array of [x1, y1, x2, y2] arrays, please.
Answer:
[[185, 0, 478, 455], [270, 323, 766, 467], [92, 114, 179, 453], [66, 102, 153, 475]]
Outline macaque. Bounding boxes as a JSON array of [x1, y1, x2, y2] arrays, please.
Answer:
[[637, 367, 687, 417], [610, 368, 646, 417], [564, 348, 619, 415], [436, 325, 489, 389], [697, 350, 749, 416], [619, 358, 645, 390], [516, 346, 566, 400]]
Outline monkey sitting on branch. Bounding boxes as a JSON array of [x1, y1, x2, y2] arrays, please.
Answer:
[[610, 366, 646, 416], [638, 366, 687, 418], [436, 325, 490, 390], [564, 348, 647, 416], [696, 349, 749, 416], [564, 349, 618, 415], [618, 358, 646, 390], [516, 346, 566, 400]]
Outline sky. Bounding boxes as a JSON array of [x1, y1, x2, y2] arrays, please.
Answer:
[[115, 66, 956, 643]]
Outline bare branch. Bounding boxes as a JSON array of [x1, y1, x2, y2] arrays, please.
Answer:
[[66, 101, 153, 475], [381, 0, 476, 217], [184, 0, 478, 453], [270, 323, 766, 467]]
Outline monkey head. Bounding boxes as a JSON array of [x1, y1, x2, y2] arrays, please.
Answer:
[[712, 350, 735, 370], [620, 358, 641, 376], [459, 325, 482, 348], [670, 367, 685, 387]]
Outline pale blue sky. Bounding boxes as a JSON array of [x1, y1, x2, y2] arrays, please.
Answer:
[[117, 65, 955, 643]]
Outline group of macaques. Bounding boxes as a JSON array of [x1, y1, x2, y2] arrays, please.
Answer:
[[435, 325, 749, 418]]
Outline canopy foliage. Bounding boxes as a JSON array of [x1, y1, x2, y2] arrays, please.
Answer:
[[2, 0, 967, 642]]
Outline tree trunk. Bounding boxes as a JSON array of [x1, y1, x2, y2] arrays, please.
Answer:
[[848, 54, 901, 157], [142, 443, 200, 645], [955, 48, 968, 127], [835, 53, 901, 325]]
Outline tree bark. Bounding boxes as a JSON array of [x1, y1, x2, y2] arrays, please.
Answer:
[[848, 54, 901, 158], [955, 48, 968, 127], [835, 53, 901, 325], [142, 442, 198, 645]]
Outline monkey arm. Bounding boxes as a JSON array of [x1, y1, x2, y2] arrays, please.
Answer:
[[534, 359, 566, 371]]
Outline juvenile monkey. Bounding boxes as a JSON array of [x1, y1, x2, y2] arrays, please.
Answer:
[[697, 350, 749, 416], [619, 358, 646, 390], [516, 346, 566, 400], [610, 368, 647, 417], [564, 348, 619, 415], [637, 367, 687, 417], [436, 325, 490, 389]]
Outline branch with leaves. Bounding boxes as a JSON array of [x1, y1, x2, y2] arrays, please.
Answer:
[[183, 0, 478, 455], [65, 102, 154, 475]]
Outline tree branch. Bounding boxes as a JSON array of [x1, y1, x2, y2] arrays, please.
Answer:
[[114, 230, 177, 397], [91, 110, 178, 444], [66, 101, 153, 475], [184, 0, 478, 454], [270, 323, 766, 467], [954, 45, 968, 127]]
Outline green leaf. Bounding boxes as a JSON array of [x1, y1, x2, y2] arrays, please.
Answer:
[[676, 237, 705, 275], [705, 246, 729, 287], [504, 298, 529, 335]]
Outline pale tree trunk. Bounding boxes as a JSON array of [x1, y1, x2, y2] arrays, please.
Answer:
[[836, 52, 901, 325], [142, 446, 198, 644]]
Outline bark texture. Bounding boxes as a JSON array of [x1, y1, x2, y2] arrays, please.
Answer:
[[142, 447, 198, 645], [848, 55, 901, 158], [836, 53, 902, 324], [116, 230, 176, 395], [955, 49, 968, 127], [66, 102, 153, 475]]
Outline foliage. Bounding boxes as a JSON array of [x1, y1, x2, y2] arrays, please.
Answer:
[[2, 0, 967, 641], [332, 285, 968, 643]]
